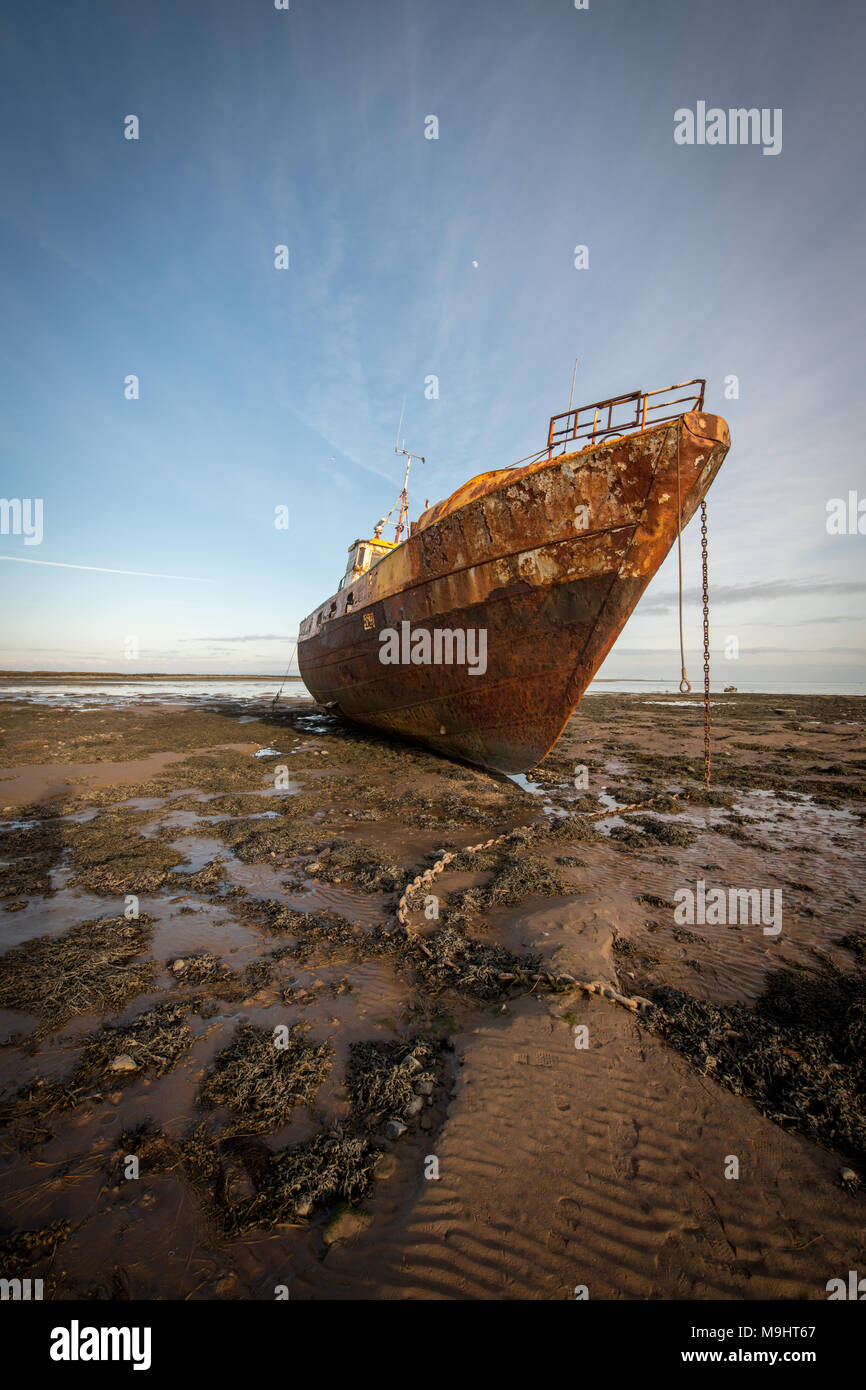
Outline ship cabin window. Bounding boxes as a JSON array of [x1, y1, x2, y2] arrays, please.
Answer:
[[328, 601, 337, 620], [342, 538, 389, 589], [347, 545, 369, 577], [346, 591, 355, 611]]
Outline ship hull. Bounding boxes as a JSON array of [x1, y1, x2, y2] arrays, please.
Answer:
[[298, 411, 730, 773]]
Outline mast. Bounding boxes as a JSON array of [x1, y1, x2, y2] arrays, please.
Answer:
[[393, 442, 424, 541], [371, 401, 425, 543]]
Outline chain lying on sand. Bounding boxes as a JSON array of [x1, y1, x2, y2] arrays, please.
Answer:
[[396, 791, 684, 1016], [556, 977, 654, 1015]]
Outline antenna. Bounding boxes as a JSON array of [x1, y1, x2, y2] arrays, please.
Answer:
[[394, 436, 425, 544], [372, 398, 425, 543], [568, 357, 579, 412], [394, 396, 406, 452]]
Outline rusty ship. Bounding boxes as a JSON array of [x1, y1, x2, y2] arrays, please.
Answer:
[[297, 379, 730, 774]]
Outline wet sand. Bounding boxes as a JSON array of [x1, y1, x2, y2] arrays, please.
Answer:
[[0, 691, 863, 1300]]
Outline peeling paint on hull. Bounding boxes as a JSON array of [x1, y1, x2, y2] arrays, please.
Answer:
[[298, 412, 730, 774]]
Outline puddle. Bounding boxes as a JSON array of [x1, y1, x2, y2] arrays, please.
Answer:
[[0, 681, 309, 710], [286, 879, 393, 928], [640, 700, 734, 710], [146, 899, 262, 965], [293, 715, 336, 735], [167, 835, 228, 875], [0, 889, 126, 950], [504, 773, 545, 795]]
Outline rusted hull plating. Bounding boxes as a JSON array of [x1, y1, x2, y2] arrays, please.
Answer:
[[298, 411, 730, 773]]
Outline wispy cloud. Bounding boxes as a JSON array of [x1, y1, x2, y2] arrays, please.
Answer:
[[0, 556, 214, 582], [180, 634, 292, 643], [641, 576, 866, 615]]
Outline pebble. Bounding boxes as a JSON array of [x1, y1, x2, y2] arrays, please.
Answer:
[[384, 1118, 407, 1140], [110, 1054, 138, 1072], [322, 1207, 372, 1246], [374, 1152, 399, 1181]]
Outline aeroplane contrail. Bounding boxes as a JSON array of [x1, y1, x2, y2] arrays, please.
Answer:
[[0, 555, 214, 582]]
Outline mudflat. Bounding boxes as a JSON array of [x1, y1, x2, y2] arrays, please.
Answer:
[[0, 691, 863, 1300]]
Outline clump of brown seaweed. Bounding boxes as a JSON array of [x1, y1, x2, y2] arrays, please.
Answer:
[[0, 1219, 71, 1276], [346, 1038, 438, 1131], [0, 914, 155, 1033], [66, 814, 184, 894], [222, 1129, 381, 1234], [197, 1022, 332, 1134], [410, 925, 538, 1000], [75, 1001, 194, 1086], [645, 962, 866, 1166], [167, 952, 246, 1001], [112, 1119, 380, 1236], [450, 852, 568, 916], [0, 1001, 196, 1149], [306, 838, 403, 893]]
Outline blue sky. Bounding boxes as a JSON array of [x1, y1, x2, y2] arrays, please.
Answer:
[[1, 0, 864, 688]]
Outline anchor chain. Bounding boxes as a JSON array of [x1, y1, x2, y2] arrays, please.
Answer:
[[396, 447, 714, 1008], [396, 791, 687, 930], [675, 434, 691, 695], [700, 499, 711, 789]]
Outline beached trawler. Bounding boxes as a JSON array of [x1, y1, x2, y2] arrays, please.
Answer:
[[297, 379, 730, 774]]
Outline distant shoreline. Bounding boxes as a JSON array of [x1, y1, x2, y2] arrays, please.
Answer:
[[0, 674, 862, 699], [0, 673, 303, 683]]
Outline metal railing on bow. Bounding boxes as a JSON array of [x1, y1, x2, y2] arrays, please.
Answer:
[[546, 378, 706, 457]]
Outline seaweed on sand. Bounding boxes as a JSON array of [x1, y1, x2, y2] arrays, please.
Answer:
[[167, 952, 246, 1001], [261, 905, 400, 961], [608, 824, 646, 851], [65, 816, 184, 894], [346, 1039, 438, 1130], [111, 1120, 221, 1198], [840, 931, 866, 964], [0, 914, 155, 1033], [113, 1119, 379, 1236], [167, 859, 226, 893], [210, 817, 321, 864], [0, 816, 62, 898], [532, 815, 602, 844], [307, 838, 403, 893], [631, 814, 697, 847], [221, 1129, 381, 1235], [157, 750, 272, 794], [0, 1001, 196, 1149], [451, 852, 569, 916], [74, 1001, 194, 1086], [409, 926, 538, 1000], [0, 1219, 71, 1276], [197, 1022, 332, 1134], [644, 963, 866, 1166], [612, 932, 659, 969]]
